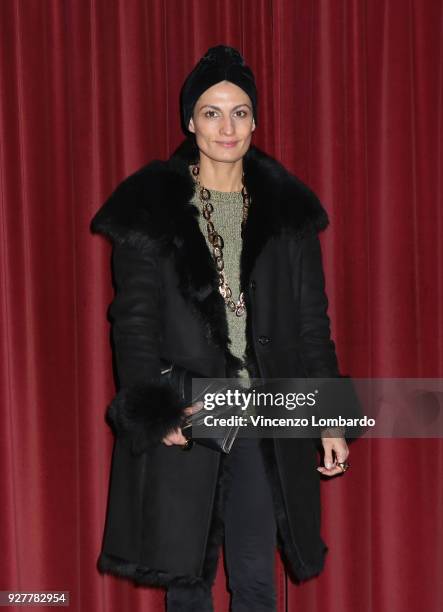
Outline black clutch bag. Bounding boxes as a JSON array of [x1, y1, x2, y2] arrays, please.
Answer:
[[160, 359, 243, 453]]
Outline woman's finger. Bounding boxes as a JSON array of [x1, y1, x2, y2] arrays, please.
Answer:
[[317, 465, 343, 477], [317, 447, 350, 476], [183, 400, 204, 415], [162, 427, 190, 446]]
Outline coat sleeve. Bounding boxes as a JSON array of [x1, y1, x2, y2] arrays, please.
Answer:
[[297, 229, 340, 377], [297, 229, 362, 439], [102, 241, 188, 454]]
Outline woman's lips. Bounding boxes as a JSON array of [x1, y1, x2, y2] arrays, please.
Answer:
[[216, 141, 238, 148]]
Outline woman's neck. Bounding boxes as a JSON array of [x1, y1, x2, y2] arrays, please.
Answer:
[[189, 158, 243, 192]]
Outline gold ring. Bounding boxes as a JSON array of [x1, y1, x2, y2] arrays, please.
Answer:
[[337, 461, 350, 473], [181, 438, 194, 451]]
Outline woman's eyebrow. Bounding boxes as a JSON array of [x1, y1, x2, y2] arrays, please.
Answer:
[[199, 103, 251, 111]]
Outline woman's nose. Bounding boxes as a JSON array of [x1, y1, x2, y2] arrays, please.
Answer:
[[220, 117, 235, 135]]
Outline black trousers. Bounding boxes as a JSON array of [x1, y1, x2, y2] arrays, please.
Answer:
[[166, 437, 278, 612]]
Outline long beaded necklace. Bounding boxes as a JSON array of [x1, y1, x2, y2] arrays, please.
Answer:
[[191, 162, 251, 317]]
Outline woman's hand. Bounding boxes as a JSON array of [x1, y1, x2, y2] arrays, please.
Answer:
[[317, 431, 349, 477], [161, 401, 204, 446]]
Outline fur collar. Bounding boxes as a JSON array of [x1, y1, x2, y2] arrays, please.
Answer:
[[90, 139, 329, 370]]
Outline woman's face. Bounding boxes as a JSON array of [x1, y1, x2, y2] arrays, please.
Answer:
[[188, 80, 256, 163]]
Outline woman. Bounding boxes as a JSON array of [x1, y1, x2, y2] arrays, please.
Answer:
[[91, 45, 352, 612]]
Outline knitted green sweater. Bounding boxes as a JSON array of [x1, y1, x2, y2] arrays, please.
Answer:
[[191, 185, 251, 387]]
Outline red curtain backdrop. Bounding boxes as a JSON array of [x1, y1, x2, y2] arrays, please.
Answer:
[[0, 1, 442, 611]]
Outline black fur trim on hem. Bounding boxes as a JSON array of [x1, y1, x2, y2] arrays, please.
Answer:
[[97, 551, 206, 589]]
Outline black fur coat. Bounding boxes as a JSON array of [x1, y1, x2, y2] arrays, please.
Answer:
[[90, 138, 348, 591]]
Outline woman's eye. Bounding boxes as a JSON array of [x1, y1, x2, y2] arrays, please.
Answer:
[[204, 110, 248, 118]]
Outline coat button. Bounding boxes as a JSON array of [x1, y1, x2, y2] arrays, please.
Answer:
[[249, 279, 256, 289], [258, 335, 271, 345]]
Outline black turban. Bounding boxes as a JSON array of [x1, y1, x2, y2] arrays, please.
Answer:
[[180, 45, 258, 136]]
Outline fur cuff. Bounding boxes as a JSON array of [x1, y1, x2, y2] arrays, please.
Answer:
[[105, 379, 188, 454]]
